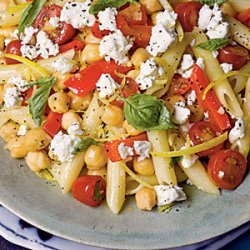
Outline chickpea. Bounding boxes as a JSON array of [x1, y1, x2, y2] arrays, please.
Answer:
[[133, 157, 155, 176], [61, 110, 82, 130], [101, 104, 124, 127], [52, 72, 71, 91], [0, 35, 4, 51], [0, 84, 4, 104], [188, 104, 204, 123], [123, 120, 142, 136], [135, 187, 156, 211], [131, 48, 151, 69], [126, 70, 140, 80], [48, 91, 70, 113], [87, 167, 107, 179], [139, 0, 163, 14], [24, 128, 51, 151], [0, 121, 19, 142], [26, 151, 51, 172], [7, 136, 28, 158], [84, 32, 101, 44], [85, 145, 108, 170], [81, 44, 103, 64], [68, 91, 92, 111]]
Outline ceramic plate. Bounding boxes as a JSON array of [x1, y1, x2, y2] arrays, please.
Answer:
[[0, 139, 250, 250]]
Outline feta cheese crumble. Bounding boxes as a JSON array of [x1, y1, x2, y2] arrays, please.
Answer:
[[154, 185, 187, 206], [20, 27, 38, 45], [185, 90, 197, 106], [198, 4, 229, 39], [51, 57, 73, 74], [99, 30, 134, 64], [17, 124, 28, 136], [7, 75, 29, 92], [67, 122, 83, 136], [173, 101, 191, 124], [3, 87, 22, 108], [118, 143, 134, 160], [60, 1, 95, 29], [156, 8, 177, 28], [50, 131, 81, 162], [181, 153, 198, 169], [220, 63, 233, 73], [229, 118, 245, 143], [98, 7, 117, 31], [135, 58, 164, 90], [20, 45, 38, 60], [212, 50, 219, 58], [133, 141, 151, 162], [49, 17, 60, 28], [96, 74, 119, 98]]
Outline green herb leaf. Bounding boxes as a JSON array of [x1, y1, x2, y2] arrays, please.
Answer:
[[199, 0, 227, 6], [18, 0, 46, 35], [28, 77, 55, 127], [123, 94, 175, 131], [196, 38, 231, 51], [94, 180, 101, 201], [89, 0, 138, 14], [72, 138, 98, 155]]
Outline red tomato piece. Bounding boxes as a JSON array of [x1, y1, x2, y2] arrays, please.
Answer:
[[5, 40, 22, 64], [174, 2, 202, 32], [218, 45, 250, 70], [64, 60, 133, 97], [169, 74, 191, 95], [188, 121, 224, 157], [116, 14, 152, 48], [236, 8, 250, 28], [91, 21, 111, 39], [21, 87, 34, 106], [59, 40, 84, 53], [119, 3, 148, 25], [190, 64, 231, 131], [72, 176, 106, 207], [33, 4, 75, 45], [105, 133, 147, 162], [208, 149, 247, 190], [42, 111, 62, 138]]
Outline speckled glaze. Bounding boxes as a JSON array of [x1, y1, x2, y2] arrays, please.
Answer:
[[0, 139, 250, 250]]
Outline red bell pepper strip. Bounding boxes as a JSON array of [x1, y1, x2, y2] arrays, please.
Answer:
[[42, 111, 63, 138], [105, 133, 148, 162], [190, 64, 231, 131], [21, 87, 34, 106], [91, 21, 111, 39], [59, 40, 84, 53], [116, 14, 152, 48], [64, 60, 133, 97]]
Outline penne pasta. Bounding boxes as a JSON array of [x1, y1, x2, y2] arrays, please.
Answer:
[[233, 62, 250, 94], [229, 0, 250, 12]]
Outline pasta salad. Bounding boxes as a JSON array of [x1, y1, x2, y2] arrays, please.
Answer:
[[0, 0, 249, 214]]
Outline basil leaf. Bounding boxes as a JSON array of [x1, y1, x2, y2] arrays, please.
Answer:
[[89, 0, 137, 14], [28, 77, 55, 127], [93, 180, 101, 201], [196, 38, 231, 51], [72, 138, 98, 155], [18, 0, 46, 35], [199, 0, 227, 6], [123, 94, 175, 131]]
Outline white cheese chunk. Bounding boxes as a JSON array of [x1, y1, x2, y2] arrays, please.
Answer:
[[20, 45, 38, 60], [50, 131, 81, 163], [20, 26, 38, 45], [99, 30, 133, 64], [51, 57, 73, 74], [67, 122, 83, 136], [17, 124, 28, 136], [96, 74, 119, 98], [133, 140, 151, 162], [98, 7, 117, 31], [181, 153, 198, 169], [220, 63, 233, 73], [229, 118, 245, 143], [49, 17, 60, 28], [147, 23, 176, 57], [7, 75, 29, 92], [217, 106, 225, 115], [135, 58, 164, 90], [156, 8, 177, 28], [212, 50, 219, 58], [60, 1, 95, 29], [185, 90, 197, 106], [154, 185, 187, 206], [196, 57, 205, 70], [3, 87, 22, 108], [118, 142, 134, 160], [198, 5, 213, 30], [173, 101, 191, 125]]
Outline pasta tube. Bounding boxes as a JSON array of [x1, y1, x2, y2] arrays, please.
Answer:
[[229, 0, 250, 12], [0, 8, 24, 27], [234, 62, 250, 94], [106, 160, 126, 214]]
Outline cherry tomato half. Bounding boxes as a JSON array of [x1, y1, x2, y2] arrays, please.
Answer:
[[169, 74, 191, 95], [218, 45, 250, 70], [33, 4, 75, 45], [91, 21, 111, 39], [208, 149, 247, 190], [174, 2, 202, 32], [236, 8, 250, 28], [188, 121, 224, 157], [5, 40, 22, 64], [72, 176, 106, 207]]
